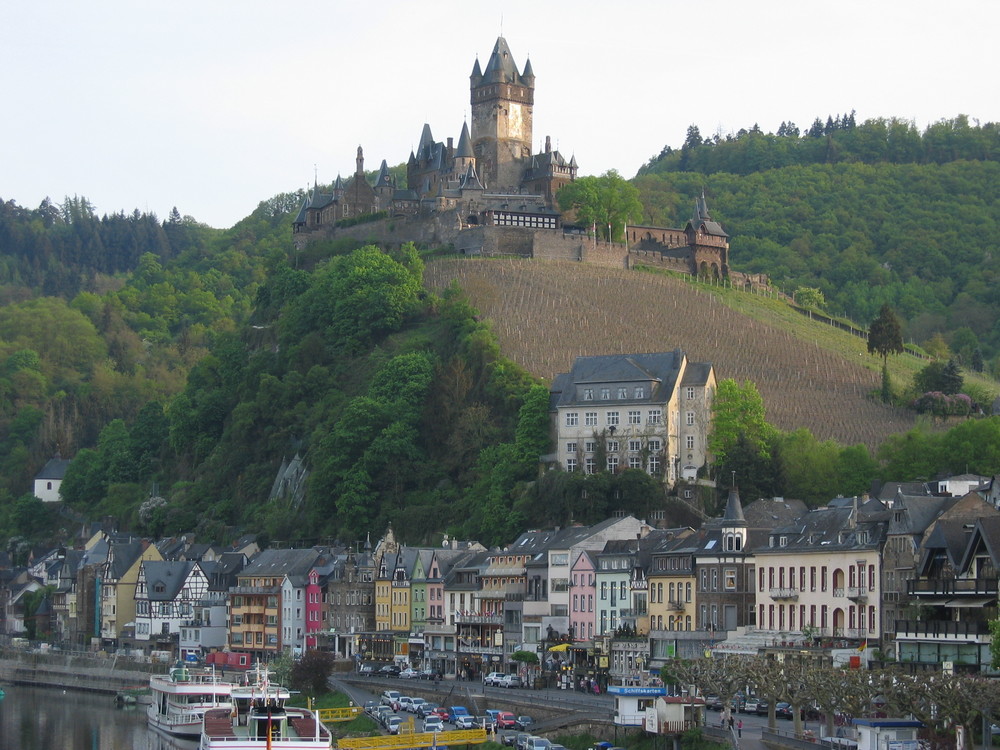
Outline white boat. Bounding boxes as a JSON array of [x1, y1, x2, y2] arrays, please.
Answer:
[[148, 664, 236, 738], [200, 664, 331, 749]]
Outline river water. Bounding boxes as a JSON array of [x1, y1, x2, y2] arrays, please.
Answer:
[[0, 685, 197, 750]]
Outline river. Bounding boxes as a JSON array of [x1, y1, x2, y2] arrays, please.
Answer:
[[0, 685, 198, 750]]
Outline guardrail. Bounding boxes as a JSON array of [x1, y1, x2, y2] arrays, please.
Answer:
[[337, 728, 488, 750]]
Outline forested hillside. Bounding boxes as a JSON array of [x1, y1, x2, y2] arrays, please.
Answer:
[[635, 116, 1000, 369], [2, 114, 1000, 556]]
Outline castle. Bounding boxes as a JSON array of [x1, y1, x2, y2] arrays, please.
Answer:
[[293, 37, 735, 283]]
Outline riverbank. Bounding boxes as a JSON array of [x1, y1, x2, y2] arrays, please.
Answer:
[[0, 649, 163, 695]]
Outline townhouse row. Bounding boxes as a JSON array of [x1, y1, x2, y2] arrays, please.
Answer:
[[4, 474, 999, 678]]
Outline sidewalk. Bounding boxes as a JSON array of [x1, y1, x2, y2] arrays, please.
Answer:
[[704, 723, 770, 750]]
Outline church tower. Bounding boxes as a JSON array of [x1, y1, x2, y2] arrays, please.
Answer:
[[470, 37, 534, 192]]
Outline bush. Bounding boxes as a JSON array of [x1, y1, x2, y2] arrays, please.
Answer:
[[911, 391, 974, 417]]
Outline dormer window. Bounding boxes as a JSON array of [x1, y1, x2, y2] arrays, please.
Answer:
[[583, 389, 594, 401], [634, 387, 644, 398], [601, 388, 611, 400], [779, 536, 787, 547], [617, 387, 628, 399]]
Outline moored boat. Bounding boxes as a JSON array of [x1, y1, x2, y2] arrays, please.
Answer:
[[200, 664, 331, 749], [148, 663, 235, 738]]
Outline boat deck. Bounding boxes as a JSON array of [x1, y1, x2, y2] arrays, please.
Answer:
[[203, 707, 331, 743]]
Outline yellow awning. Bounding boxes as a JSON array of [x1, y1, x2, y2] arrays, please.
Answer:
[[548, 643, 571, 652]]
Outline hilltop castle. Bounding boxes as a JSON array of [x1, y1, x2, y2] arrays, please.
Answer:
[[293, 37, 736, 283]]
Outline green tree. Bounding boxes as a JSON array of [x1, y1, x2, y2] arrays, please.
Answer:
[[290, 650, 336, 695], [794, 287, 826, 311], [867, 304, 904, 365], [709, 379, 775, 465], [556, 171, 644, 241]]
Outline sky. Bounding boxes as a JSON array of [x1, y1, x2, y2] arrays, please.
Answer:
[[3, 1, 998, 229]]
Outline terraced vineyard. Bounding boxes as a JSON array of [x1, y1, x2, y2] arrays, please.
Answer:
[[425, 258, 918, 451]]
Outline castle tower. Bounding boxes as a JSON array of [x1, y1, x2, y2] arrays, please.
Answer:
[[470, 37, 534, 192]]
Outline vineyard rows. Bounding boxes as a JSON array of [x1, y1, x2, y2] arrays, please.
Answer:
[[425, 258, 918, 451]]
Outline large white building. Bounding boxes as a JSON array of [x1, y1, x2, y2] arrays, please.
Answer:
[[550, 351, 715, 485]]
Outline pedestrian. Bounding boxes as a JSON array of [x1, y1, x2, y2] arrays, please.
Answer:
[[737, 719, 743, 738], [729, 716, 735, 731]]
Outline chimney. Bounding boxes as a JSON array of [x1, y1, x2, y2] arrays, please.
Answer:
[[545, 135, 552, 153]]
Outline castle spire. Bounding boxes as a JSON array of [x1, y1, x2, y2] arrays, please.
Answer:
[[456, 121, 474, 159], [356, 145, 364, 177]]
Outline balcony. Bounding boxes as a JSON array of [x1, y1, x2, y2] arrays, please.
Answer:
[[846, 587, 868, 602], [458, 644, 504, 656], [907, 578, 998, 597], [769, 588, 799, 601], [455, 613, 503, 625], [667, 600, 685, 611], [894, 619, 992, 642]]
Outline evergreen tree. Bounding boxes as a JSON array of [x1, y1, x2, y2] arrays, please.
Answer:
[[941, 358, 963, 395], [867, 304, 904, 364]]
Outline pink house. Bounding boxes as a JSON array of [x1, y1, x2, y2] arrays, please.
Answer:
[[571, 551, 597, 642]]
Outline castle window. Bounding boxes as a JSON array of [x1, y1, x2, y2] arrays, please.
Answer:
[[566, 458, 577, 473], [649, 439, 662, 452], [566, 442, 577, 454], [648, 409, 662, 425], [601, 388, 610, 400], [686, 411, 695, 426], [686, 435, 695, 450], [565, 412, 578, 426], [585, 441, 597, 453], [686, 387, 695, 399], [583, 389, 593, 401], [635, 387, 645, 398], [607, 412, 620, 427], [628, 410, 641, 424], [585, 412, 598, 426], [606, 441, 619, 453], [617, 387, 628, 399]]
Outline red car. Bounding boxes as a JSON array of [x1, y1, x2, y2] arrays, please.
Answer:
[[496, 712, 517, 729], [431, 707, 450, 721]]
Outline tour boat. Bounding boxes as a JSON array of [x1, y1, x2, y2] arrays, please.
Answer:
[[148, 663, 236, 738], [200, 664, 331, 749]]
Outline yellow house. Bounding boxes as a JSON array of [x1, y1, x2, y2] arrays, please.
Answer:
[[100, 538, 163, 647], [648, 533, 697, 632]]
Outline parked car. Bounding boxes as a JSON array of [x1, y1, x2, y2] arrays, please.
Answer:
[[399, 667, 421, 679], [381, 690, 401, 707], [423, 716, 445, 732], [448, 706, 471, 723], [526, 738, 551, 750], [500, 731, 520, 747], [496, 712, 517, 729], [498, 674, 519, 688], [484, 671, 506, 686], [755, 700, 770, 716], [514, 716, 535, 731], [419, 668, 437, 680], [514, 734, 535, 750], [478, 715, 498, 731], [408, 697, 427, 714], [386, 716, 404, 734], [378, 664, 401, 677], [705, 695, 722, 710], [419, 703, 442, 718], [397, 696, 416, 712], [742, 698, 760, 714], [454, 715, 478, 730], [775, 702, 794, 720], [364, 700, 379, 713], [430, 707, 450, 721]]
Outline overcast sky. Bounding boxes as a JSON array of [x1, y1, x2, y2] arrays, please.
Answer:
[[3, 1, 997, 229]]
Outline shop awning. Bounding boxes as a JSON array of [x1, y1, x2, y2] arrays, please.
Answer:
[[548, 643, 571, 652]]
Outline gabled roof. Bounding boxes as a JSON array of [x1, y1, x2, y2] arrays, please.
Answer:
[[456, 122, 474, 159], [36, 456, 71, 480], [240, 548, 323, 579], [887, 495, 956, 536], [957, 516, 1000, 574], [142, 560, 197, 601]]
